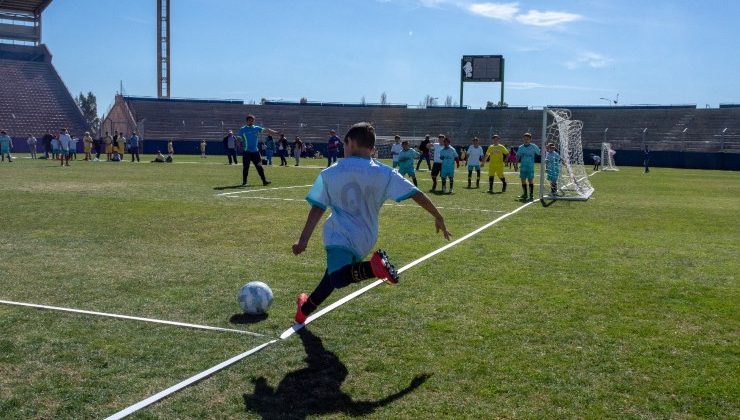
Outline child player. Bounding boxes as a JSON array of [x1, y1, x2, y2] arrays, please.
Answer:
[[397, 140, 419, 186], [439, 136, 458, 194], [545, 142, 561, 196], [484, 135, 508, 193], [429, 134, 444, 192], [390, 135, 402, 168], [466, 137, 484, 188], [292, 122, 451, 324], [517, 133, 540, 201]]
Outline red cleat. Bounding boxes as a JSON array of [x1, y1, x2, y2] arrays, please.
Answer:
[[370, 249, 399, 285], [295, 293, 309, 324]]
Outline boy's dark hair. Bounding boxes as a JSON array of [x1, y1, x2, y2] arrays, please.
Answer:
[[401, 140, 409, 145], [394, 135, 400, 140], [344, 122, 375, 149], [246, 114, 255, 120]]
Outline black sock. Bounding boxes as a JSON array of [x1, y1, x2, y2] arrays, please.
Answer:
[[450, 178, 454, 189], [489, 177, 494, 190], [442, 178, 447, 189], [303, 261, 374, 316], [522, 184, 527, 195], [529, 183, 534, 196], [412, 177, 417, 186]]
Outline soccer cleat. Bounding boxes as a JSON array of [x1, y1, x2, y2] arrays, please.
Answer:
[[487, 189, 493, 193], [295, 293, 309, 324], [441, 186, 446, 194], [502, 182, 507, 192], [263, 180, 272, 186], [449, 188, 454, 194], [467, 180, 471, 188], [370, 250, 399, 285]]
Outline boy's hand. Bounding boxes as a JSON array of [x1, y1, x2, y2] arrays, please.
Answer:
[[435, 216, 452, 241], [292, 239, 308, 255]]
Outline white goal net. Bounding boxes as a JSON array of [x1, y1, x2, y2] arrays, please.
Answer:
[[600, 142, 619, 171], [540, 108, 594, 201]]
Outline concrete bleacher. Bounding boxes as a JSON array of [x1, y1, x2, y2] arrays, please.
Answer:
[[103, 96, 739, 169], [0, 44, 88, 147]]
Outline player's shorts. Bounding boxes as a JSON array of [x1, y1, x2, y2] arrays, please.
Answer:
[[520, 164, 535, 180], [431, 162, 442, 177], [546, 171, 560, 182], [488, 165, 504, 178], [467, 164, 480, 172], [0, 146, 9, 154], [326, 246, 361, 274], [52, 147, 59, 155], [105, 145, 113, 154], [84, 147, 91, 153], [441, 165, 455, 178], [61, 148, 70, 157], [399, 166, 415, 177]]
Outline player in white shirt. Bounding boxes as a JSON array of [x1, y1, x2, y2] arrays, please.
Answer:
[[465, 137, 484, 188], [58, 128, 72, 167], [390, 135, 403, 168], [430, 134, 444, 192], [27, 134, 37, 159]]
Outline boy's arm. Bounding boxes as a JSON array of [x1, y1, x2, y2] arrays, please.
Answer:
[[411, 191, 451, 240], [292, 206, 326, 255]]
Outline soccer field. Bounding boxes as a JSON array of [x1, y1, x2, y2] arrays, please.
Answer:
[[0, 155, 738, 418]]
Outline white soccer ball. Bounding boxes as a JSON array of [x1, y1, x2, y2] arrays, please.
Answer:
[[237, 281, 274, 315]]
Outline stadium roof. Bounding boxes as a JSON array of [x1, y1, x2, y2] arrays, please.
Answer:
[[0, 0, 52, 14]]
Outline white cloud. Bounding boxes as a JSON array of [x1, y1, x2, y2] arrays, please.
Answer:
[[467, 2, 519, 20], [565, 52, 614, 69], [515, 9, 582, 26]]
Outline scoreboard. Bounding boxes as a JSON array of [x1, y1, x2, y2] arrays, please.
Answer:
[[461, 55, 503, 82]]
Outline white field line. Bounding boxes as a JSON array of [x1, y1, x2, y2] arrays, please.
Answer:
[[0, 299, 262, 337], [108, 171, 601, 418], [229, 195, 505, 213], [216, 184, 313, 197], [104, 339, 279, 420]]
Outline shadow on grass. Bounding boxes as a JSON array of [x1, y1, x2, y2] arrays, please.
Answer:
[[229, 313, 269, 325], [213, 185, 245, 191], [243, 328, 430, 419]]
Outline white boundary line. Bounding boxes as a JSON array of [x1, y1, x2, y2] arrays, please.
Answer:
[[104, 339, 278, 420], [107, 172, 600, 418], [215, 184, 313, 197], [229, 196, 505, 213], [0, 299, 262, 337]]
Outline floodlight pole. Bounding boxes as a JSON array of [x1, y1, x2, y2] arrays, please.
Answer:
[[682, 128, 688, 152], [721, 128, 727, 151], [157, 0, 171, 98], [459, 57, 464, 108], [642, 128, 648, 151]]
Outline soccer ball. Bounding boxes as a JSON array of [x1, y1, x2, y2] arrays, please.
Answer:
[[237, 281, 273, 315]]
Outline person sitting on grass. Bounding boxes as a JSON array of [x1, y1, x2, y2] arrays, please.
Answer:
[[292, 122, 451, 325], [151, 150, 166, 163], [111, 151, 122, 162]]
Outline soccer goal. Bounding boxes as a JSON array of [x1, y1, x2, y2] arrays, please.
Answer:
[[600, 142, 619, 171], [539, 108, 595, 201]]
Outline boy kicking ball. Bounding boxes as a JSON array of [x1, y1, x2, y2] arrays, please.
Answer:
[[292, 122, 451, 324], [516, 133, 540, 201]]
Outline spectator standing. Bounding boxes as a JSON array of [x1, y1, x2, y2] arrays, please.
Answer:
[[42, 130, 53, 159], [236, 114, 278, 186], [326, 129, 341, 167], [222, 130, 239, 165], [277, 134, 289, 166], [167, 140, 174, 157], [104, 132, 113, 161], [0, 130, 12, 162], [58, 128, 72, 167], [200, 139, 207, 158], [416, 134, 432, 171], [128, 131, 141, 162], [51, 134, 60, 160], [117, 133, 126, 157], [27, 134, 37, 159], [70, 135, 79, 160], [264, 135, 275, 165], [293, 136, 304, 166]]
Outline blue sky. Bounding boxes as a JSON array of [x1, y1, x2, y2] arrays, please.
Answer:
[[42, 0, 739, 113]]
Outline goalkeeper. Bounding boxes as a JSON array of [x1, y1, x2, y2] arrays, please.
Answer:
[[484, 135, 508, 193], [545, 142, 561, 195], [517, 133, 540, 201]]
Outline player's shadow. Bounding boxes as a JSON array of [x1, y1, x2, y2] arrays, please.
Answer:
[[229, 313, 269, 325], [243, 328, 430, 419], [213, 184, 246, 191]]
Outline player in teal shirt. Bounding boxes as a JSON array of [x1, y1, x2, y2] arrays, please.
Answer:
[[517, 133, 541, 201], [439, 137, 458, 194], [545, 142, 561, 196], [236, 114, 279, 186], [0, 130, 13, 162], [397, 140, 420, 186]]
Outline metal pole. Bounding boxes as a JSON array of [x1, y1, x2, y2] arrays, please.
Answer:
[[499, 58, 505, 106], [721, 128, 727, 151], [642, 128, 647, 151], [459, 58, 464, 108], [682, 128, 688, 152], [540, 108, 548, 199]]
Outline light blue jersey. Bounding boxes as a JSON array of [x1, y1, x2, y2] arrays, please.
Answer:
[[439, 146, 458, 177], [397, 148, 419, 177], [517, 143, 540, 179], [237, 125, 263, 152], [306, 156, 419, 258], [0, 135, 11, 154], [545, 150, 561, 181]]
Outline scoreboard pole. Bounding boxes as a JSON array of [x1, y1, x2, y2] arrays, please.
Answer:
[[459, 58, 464, 108], [499, 57, 505, 106]]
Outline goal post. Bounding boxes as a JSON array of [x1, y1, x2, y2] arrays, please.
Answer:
[[601, 142, 619, 171], [540, 107, 595, 201]]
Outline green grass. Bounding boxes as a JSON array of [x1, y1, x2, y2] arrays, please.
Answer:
[[0, 154, 738, 418]]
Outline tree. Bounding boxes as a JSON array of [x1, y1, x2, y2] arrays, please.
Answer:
[[300, 97, 308, 104], [75, 91, 99, 134], [445, 95, 453, 107], [260, 97, 268, 105], [380, 92, 387, 105], [485, 100, 509, 109], [360, 96, 366, 105], [423, 95, 437, 107]]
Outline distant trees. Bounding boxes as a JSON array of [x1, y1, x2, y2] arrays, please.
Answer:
[[486, 100, 509, 109], [444, 95, 453, 107], [380, 92, 387, 105], [300, 97, 308, 104], [360, 96, 366, 105], [75, 91, 99, 134]]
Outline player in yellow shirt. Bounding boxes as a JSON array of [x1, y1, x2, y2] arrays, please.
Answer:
[[484, 134, 508, 193]]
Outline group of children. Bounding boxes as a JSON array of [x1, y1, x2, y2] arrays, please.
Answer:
[[388, 132, 548, 201]]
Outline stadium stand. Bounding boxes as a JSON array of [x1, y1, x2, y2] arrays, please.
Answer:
[[102, 96, 739, 169], [0, 1, 88, 151]]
